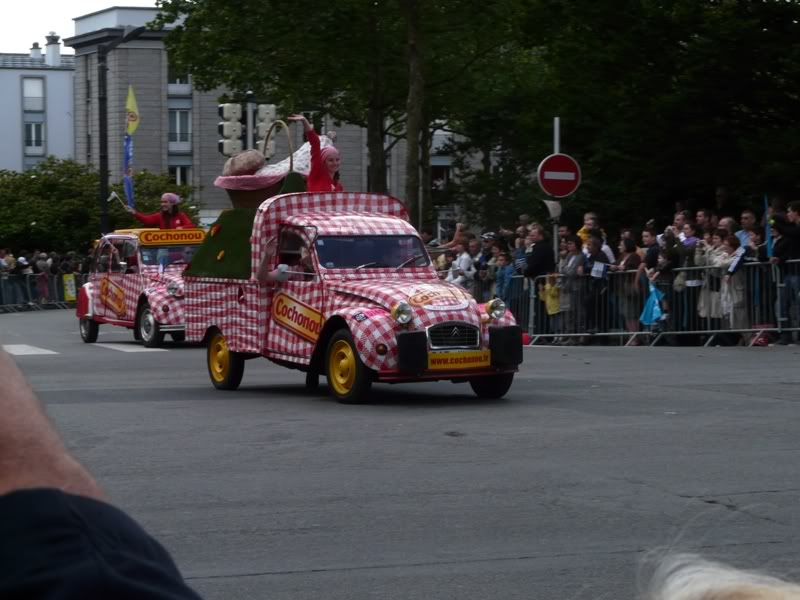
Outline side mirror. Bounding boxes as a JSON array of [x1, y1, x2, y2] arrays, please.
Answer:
[[275, 264, 290, 282]]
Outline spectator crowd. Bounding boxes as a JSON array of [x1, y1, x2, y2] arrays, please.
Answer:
[[0, 248, 89, 308], [3, 200, 799, 347], [424, 200, 800, 346]]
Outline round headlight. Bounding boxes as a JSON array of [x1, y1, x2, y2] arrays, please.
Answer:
[[391, 301, 414, 325], [486, 298, 506, 320], [167, 282, 180, 297]]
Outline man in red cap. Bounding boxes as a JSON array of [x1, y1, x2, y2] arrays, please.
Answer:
[[126, 193, 195, 229]]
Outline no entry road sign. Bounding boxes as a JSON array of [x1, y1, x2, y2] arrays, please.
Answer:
[[537, 153, 581, 198]]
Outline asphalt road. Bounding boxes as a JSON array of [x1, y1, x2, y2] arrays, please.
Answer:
[[3, 309, 800, 599]]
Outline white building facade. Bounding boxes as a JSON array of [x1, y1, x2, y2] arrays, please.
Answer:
[[0, 34, 74, 171]]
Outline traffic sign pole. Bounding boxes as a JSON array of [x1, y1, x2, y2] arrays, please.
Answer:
[[554, 116, 560, 154], [538, 117, 582, 256]]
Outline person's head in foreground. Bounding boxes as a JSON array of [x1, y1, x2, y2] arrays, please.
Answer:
[[641, 553, 800, 600]]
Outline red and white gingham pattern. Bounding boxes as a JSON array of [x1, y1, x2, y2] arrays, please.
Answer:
[[184, 278, 261, 352], [323, 280, 484, 370], [145, 285, 185, 326], [263, 278, 324, 363], [186, 191, 519, 374], [283, 212, 416, 237], [251, 192, 410, 277], [89, 265, 188, 327]]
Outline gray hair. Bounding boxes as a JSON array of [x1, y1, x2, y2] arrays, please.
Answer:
[[641, 553, 800, 600]]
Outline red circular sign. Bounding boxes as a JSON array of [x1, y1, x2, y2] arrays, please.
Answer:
[[537, 153, 581, 198]]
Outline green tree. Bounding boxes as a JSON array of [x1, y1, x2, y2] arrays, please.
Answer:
[[154, 0, 408, 194], [519, 0, 800, 227], [0, 158, 195, 253]]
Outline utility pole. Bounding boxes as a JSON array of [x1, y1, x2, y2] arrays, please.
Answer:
[[97, 26, 146, 234]]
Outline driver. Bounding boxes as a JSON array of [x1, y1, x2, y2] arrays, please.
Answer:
[[178, 246, 196, 264], [380, 242, 407, 268]]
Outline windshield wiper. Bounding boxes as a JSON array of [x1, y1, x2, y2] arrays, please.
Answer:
[[396, 254, 426, 271], [355, 262, 379, 272]]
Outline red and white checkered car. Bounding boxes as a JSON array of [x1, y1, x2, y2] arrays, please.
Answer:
[[186, 192, 522, 403], [76, 228, 205, 347]]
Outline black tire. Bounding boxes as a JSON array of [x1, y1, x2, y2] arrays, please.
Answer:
[[469, 373, 514, 399], [137, 303, 165, 348], [170, 331, 186, 342], [79, 318, 99, 343], [325, 329, 372, 404], [305, 369, 319, 390], [207, 328, 245, 390]]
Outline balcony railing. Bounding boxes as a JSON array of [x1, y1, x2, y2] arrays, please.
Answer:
[[168, 132, 192, 153]]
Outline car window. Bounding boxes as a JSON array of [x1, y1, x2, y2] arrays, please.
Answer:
[[279, 229, 315, 282], [315, 235, 429, 269], [96, 243, 112, 273]]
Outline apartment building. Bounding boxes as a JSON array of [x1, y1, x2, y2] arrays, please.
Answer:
[[0, 34, 74, 171], [64, 6, 421, 223]]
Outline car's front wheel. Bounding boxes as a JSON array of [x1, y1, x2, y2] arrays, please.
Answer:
[[79, 318, 99, 343], [137, 303, 164, 348], [325, 329, 371, 404], [469, 373, 514, 399]]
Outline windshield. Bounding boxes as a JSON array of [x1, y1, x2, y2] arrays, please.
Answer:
[[140, 245, 198, 267], [315, 235, 430, 270]]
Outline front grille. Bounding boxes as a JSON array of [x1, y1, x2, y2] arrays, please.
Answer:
[[427, 322, 480, 349]]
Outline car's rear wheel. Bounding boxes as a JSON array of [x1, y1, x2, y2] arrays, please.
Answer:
[[326, 329, 371, 403], [469, 373, 514, 399], [79, 318, 99, 343], [137, 303, 164, 348], [207, 328, 244, 390]]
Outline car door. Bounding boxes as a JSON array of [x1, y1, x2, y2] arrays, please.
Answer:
[[91, 240, 112, 319], [94, 237, 128, 322], [265, 227, 325, 358], [120, 238, 140, 322]]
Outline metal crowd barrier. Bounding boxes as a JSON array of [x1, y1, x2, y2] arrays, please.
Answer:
[[522, 259, 800, 346], [0, 272, 84, 313], [5, 258, 800, 348]]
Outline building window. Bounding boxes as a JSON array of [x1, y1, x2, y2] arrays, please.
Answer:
[[167, 65, 189, 85], [167, 65, 192, 96], [169, 166, 191, 186], [169, 110, 191, 142], [23, 78, 45, 112], [168, 109, 192, 153], [25, 122, 46, 155]]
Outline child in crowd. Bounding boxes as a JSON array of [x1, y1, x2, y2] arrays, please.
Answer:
[[539, 273, 562, 339], [493, 252, 515, 302]]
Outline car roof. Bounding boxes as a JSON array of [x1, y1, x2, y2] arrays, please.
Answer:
[[282, 212, 416, 237]]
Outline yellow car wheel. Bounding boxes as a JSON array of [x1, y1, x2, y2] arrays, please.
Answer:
[[207, 328, 244, 390], [326, 329, 371, 403]]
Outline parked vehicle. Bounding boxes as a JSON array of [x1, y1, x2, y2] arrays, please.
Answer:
[[76, 228, 205, 347]]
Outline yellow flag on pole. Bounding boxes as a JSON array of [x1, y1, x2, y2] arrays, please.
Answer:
[[126, 86, 140, 134]]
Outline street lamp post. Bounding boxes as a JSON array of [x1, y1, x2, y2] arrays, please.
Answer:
[[97, 26, 146, 234]]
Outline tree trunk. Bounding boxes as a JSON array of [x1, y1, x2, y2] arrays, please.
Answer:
[[367, 105, 387, 193], [420, 117, 432, 229], [403, 0, 425, 229], [365, 8, 387, 194]]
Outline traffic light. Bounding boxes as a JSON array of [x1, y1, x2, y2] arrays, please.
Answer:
[[218, 103, 243, 156], [256, 104, 276, 157]]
